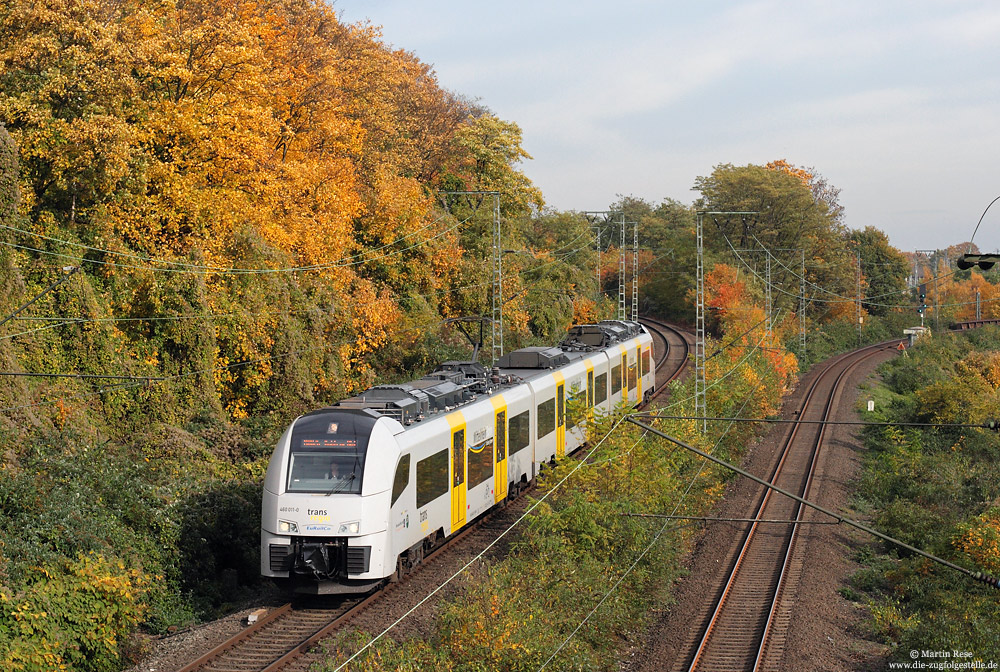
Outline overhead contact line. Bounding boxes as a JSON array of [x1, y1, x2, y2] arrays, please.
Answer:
[[0, 265, 78, 329], [723, 232, 968, 310], [0, 211, 464, 274], [0, 372, 164, 382]]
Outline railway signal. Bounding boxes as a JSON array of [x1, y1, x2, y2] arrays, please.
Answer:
[[957, 253, 1000, 270]]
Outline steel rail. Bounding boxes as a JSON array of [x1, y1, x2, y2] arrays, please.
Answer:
[[639, 316, 692, 394], [753, 345, 888, 670], [684, 341, 897, 672], [175, 497, 515, 672]]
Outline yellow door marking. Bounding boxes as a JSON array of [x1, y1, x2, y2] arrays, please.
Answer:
[[490, 395, 508, 504], [447, 412, 467, 532]]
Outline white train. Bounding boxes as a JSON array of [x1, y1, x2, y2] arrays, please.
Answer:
[[260, 320, 655, 594]]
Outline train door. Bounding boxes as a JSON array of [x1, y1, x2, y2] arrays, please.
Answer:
[[448, 414, 467, 531], [636, 344, 643, 401], [621, 352, 628, 403], [556, 377, 566, 458], [491, 395, 508, 503], [494, 408, 507, 503], [587, 365, 595, 409]]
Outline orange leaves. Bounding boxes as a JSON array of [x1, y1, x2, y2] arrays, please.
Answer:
[[954, 508, 1000, 575], [765, 159, 813, 186], [704, 263, 749, 319], [572, 296, 598, 325], [698, 261, 799, 412]]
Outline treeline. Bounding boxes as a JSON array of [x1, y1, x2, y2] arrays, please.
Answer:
[[0, 0, 600, 425], [0, 1, 597, 669]]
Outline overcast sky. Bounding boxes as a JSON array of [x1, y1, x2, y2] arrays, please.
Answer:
[[336, 1, 1000, 253]]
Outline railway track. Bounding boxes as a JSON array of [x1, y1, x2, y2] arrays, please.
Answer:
[[175, 506, 500, 672], [676, 340, 901, 672], [640, 316, 693, 394], [175, 318, 694, 672]]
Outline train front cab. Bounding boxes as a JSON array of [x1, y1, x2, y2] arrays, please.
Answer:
[[260, 408, 401, 594]]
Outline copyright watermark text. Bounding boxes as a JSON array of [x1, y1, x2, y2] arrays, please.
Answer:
[[888, 650, 998, 670]]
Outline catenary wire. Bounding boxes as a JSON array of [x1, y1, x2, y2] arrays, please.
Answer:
[[0, 212, 470, 275], [724, 239, 968, 310]]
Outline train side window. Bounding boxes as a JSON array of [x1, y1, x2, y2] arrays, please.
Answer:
[[416, 450, 448, 507], [556, 385, 564, 428], [595, 372, 608, 405], [391, 454, 410, 506], [468, 441, 492, 487], [587, 371, 594, 407], [496, 411, 507, 463], [641, 349, 650, 377], [510, 411, 530, 453], [453, 430, 465, 487], [567, 386, 580, 430], [538, 398, 555, 438], [611, 365, 622, 394], [628, 364, 637, 391]]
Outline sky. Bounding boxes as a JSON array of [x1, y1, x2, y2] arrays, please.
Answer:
[[335, 0, 1000, 253]]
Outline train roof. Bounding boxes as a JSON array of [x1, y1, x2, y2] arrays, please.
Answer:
[[334, 320, 647, 426]]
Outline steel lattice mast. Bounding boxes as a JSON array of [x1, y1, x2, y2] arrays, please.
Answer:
[[618, 212, 627, 320], [631, 220, 639, 321], [696, 211, 758, 433], [438, 190, 502, 364]]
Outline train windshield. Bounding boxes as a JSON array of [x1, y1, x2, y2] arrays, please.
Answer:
[[285, 411, 373, 494]]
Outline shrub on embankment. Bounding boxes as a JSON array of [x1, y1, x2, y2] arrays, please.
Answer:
[[846, 330, 1000, 662]]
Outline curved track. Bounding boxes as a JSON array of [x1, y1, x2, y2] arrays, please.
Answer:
[[676, 340, 901, 672], [640, 316, 693, 395], [176, 318, 695, 672]]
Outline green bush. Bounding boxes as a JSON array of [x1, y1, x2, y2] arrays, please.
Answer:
[[0, 552, 148, 672], [175, 482, 264, 617], [851, 333, 1000, 662]]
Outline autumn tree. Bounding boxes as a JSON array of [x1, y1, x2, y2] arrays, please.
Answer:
[[694, 162, 854, 324], [0, 123, 16, 219], [0, 0, 141, 228], [849, 226, 909, 316], [608, 196, 696, 320]]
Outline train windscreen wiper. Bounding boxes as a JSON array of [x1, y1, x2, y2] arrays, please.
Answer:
[[326, 473, 356, 495]]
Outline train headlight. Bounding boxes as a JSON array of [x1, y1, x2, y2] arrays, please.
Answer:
[[338, 521, 360, 534], [278, 520, 298, 534]]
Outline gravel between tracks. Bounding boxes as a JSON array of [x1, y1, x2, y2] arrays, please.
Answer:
[[621, 347, 897, 672], [124, 591, 288, 672]]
